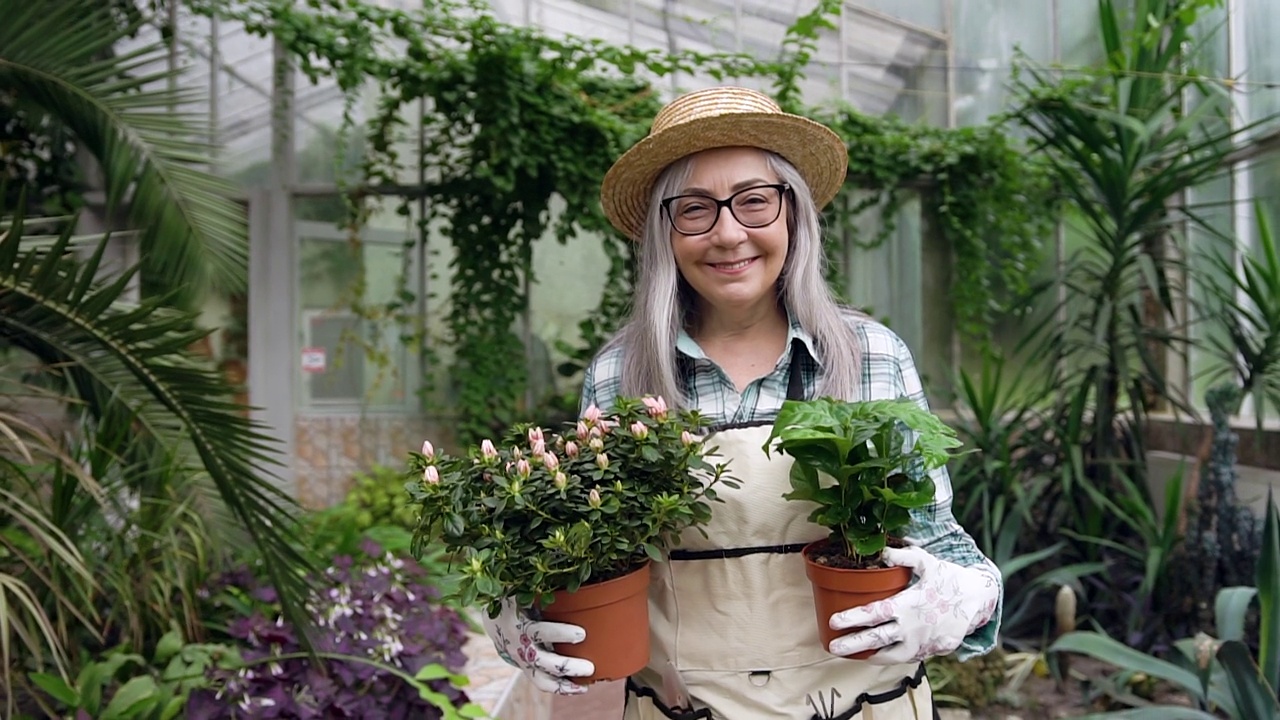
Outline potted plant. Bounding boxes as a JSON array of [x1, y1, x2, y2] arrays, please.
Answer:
[[408, 395, 736, 683], [763, 397, 964, 658]]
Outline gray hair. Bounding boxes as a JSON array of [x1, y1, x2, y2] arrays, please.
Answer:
[[607, 149, 865, 406]]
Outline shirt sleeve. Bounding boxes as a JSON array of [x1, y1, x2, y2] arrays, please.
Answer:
[[891, 332, 1004, 660]]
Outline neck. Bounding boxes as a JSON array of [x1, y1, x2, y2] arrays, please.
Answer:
[[693, 297, 788, 343]]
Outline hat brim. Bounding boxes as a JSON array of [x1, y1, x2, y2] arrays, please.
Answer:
[[601, 112, 848, 241]]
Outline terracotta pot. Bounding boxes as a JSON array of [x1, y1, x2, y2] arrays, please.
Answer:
[[803, 540, 911, 660], [541, 561, 651, 684]]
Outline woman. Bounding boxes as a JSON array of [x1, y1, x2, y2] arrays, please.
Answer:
[[483, 86, 1002, 720]]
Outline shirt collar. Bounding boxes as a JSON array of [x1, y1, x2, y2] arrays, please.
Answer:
[[676, 306, 823, 367]]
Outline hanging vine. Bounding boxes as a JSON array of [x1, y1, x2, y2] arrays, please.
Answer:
[[198, 0, 1056, 442]]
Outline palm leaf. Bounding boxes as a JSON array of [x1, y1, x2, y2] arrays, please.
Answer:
[[0, 209, 317, 655], [0, 0, 247, 302]]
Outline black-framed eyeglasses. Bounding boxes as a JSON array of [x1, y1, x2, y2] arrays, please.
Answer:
[[660, 183, 791, 236]]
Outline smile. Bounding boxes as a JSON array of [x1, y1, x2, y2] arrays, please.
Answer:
[[709, 257, 758, 272]]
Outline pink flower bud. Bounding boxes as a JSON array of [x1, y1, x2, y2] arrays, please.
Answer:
[[421, 440, 435, 458], [588, 487, 602, 507], [423, 465, 440, 484], [576, 422, 589, 440], [583, 404, 602, 423], [601, 420, 617, 435], [590, 425, 603, 439], [528, 426, 544, 444], [531, 439, 546, 456], [595, 453, 610, 470], [481, 439, 497, 459], [516, 459, 531, 479], [589, 437, 604, 453], [564, 441, 579, 458], [511, 446, 523, 460], [681, 431, 699, 446], [543, 453, 559, 470], [643, 396, 669, 418], [554, 471, 568, 490], [630, 421, 649, 439]]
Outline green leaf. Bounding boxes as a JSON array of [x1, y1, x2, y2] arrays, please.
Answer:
[[29, 672, 78, 707], [1214, 587, 1259, 643], [102, 675, 159, 719], [160, 696, 187, 720], [154, 628, 183, 665], [1217, 639, 1280, 720], [643, 543, 663, 562], [853, 534, 886, 558], [1050, 632, 1204, 697]]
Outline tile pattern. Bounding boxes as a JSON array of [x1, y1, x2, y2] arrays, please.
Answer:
[[293, 413, 457, 508]]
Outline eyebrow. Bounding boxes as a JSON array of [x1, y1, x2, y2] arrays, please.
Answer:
[[679, 178, 774, 196]]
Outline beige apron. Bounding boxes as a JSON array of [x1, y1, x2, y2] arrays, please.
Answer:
[[624, 345, 933, 720]]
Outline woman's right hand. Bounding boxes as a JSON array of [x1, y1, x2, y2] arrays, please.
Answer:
[[482, 598, 595, 695]]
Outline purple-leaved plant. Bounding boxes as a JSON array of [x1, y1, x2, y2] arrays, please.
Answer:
[[188, 540, 470, 719]]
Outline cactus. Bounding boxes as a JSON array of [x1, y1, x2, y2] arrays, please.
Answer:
[[1173, 383, 1263, 635]]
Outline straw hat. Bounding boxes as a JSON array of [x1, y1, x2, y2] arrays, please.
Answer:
[[601, 86, 848, 241]]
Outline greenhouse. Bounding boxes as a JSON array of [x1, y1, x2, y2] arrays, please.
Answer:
[[1, 0, 1278, 717]]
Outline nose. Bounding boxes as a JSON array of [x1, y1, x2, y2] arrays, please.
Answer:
[[708, 205, 748, 246]]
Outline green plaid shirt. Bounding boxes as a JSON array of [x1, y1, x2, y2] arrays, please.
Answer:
[[581, 312, 1002, 659]]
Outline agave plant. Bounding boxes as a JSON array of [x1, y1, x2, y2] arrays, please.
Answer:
[[1049, 489, 1280, 719], [0, 0, 247, 304], [0, 204, 313, 708]]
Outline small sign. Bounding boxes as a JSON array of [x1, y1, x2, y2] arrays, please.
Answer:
[[301, 347, 327, 373]]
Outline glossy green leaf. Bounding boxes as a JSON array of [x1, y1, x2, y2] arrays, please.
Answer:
[[1050, 632, 1203, 696]]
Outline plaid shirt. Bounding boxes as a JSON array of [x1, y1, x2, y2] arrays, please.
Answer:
[[581, 312, 1002, 659]]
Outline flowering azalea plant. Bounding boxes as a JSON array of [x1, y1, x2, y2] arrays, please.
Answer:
[[408, 396, 737, 618]]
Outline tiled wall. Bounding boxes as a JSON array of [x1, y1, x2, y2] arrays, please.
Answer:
[[293, 413, 457, 508]]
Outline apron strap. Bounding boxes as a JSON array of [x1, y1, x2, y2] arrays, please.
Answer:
[[785, 336, 806, 402], [669, 541, 807, 561]]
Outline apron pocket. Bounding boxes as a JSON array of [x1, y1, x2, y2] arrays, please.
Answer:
[[624, 679, 712, 720], [657, 662, 932, 720]]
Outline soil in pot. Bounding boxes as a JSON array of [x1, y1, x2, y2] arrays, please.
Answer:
[[803, 538, 912, 660], [540, 561, 651, 684]]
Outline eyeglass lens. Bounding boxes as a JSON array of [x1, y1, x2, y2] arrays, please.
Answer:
[[666, 185, 785, 235]]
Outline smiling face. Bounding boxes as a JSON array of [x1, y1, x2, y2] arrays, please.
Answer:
[[667, 147, 790, 323]]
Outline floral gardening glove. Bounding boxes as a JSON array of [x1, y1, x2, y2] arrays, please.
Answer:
[[826, 546, 1000, 664], [483, 598, 595, 695]]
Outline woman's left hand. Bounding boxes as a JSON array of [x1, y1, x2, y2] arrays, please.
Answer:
[[826, 546, 1000, 663]]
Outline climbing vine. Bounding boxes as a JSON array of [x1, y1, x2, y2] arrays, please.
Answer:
[[198, 0, 1056, 441]]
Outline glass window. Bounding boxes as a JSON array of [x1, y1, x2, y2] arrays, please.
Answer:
[[1056, 0, 1103, 66], [1243, 0, 1280, 130], [296, 218, 418, 411], [952, 0, 1053, 126], [1186, 172, 1235, 413]]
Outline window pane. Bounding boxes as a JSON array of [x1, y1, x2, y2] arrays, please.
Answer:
[[297, 226, 414, 410], [953, 0, 1053, 126], [1243, 0, 1280, 129], [1187, 173, 1235, 412]]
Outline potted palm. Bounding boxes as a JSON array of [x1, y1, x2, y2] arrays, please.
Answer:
[[763, 397, 964, 658], [408, 396, 736, 683]]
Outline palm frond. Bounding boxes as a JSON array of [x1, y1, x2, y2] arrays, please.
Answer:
[[0, 209, 317, 659], [0, 0, 247, 301]]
